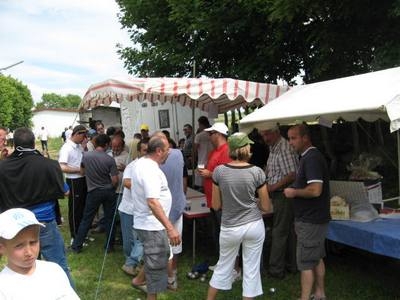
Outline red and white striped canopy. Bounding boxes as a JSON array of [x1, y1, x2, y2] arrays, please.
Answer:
[[82, 77, 289, 113]]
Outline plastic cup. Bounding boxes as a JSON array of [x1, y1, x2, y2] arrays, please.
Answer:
[[185, 200, 192, 211]]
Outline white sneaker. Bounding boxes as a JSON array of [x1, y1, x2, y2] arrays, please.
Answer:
[[70, 238, 88, 247], [208, 264, 216, 271], [231, 269, 242, 283], [85, 236, 95, 242]]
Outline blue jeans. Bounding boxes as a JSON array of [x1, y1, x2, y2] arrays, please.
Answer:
[[119, 211, 143, 267], [40, 220, 75, 287], [72, 188, 116, 251]]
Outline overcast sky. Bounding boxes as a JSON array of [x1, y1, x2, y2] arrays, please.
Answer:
[[0, 0, 131, 103]]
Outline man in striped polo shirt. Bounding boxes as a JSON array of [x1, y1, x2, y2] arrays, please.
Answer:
[[262, 125, 299, 279]]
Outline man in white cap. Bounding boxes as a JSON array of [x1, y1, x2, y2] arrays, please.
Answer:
[[199, 122, 230, 208], [0, 208, 79, 299], [198, 123, 232, 269]]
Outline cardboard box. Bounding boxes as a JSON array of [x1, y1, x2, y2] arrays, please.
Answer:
[[364, 181, 383, 204], [330, 205, 350, 220]]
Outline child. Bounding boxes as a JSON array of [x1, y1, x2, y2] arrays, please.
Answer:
[[0, 208, 80, 299]]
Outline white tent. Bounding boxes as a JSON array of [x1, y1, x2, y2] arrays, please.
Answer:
[[82, 77, 289, 113], [239, 66, 400, 200], [239, 66, 400, 132]]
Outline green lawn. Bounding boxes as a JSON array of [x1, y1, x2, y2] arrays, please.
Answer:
[[61, 202, 400, 300], [1, 138, 400, 299]]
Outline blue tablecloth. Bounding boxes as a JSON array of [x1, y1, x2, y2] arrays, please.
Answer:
[[327, 218, 400, 259]]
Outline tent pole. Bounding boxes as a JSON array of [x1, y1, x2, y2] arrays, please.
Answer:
[[191, 61, 196, 188], [398, 130, 400, 205]]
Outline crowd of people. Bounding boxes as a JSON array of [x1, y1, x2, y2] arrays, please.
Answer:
[[0, 119, 330, 300]]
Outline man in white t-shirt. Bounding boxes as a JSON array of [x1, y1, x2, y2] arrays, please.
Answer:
[[58, 125, 88, 242], [130, 134, 181, 300], [65, 126, 73, 141], [118, 139, 148, 276], [38, 126, 48, 152]]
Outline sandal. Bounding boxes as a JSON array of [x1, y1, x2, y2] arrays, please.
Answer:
[[131, 282, 147, 293], [310, 294, 327, 300]]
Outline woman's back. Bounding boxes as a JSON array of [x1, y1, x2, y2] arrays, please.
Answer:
[[213, 164, 265, 227]]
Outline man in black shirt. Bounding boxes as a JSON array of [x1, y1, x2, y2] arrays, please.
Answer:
[[284, 124, 330, 300]]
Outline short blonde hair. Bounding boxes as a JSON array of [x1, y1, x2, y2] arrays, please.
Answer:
[[229, 144, 252, 161]]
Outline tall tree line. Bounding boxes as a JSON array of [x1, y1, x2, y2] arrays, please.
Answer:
[[0, 75, 33, 129], [35, 93, 81, 109], [116, 0, 400, 83], [0, 75, 81, 130]]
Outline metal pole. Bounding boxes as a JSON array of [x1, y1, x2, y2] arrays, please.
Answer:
[[397, 130, 400, 204], [191, 61, 196, 188], [0, 60, 24, 72]]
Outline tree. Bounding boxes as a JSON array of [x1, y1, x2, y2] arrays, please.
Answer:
[[116, 0, 400, 83], [116, 0, 303, 83], [35, 93, 82, 109], [0, 75, 33, 129], [266, 0, 400, 82]]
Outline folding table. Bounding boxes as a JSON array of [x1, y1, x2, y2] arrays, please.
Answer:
[[183, 188, 210, 265]]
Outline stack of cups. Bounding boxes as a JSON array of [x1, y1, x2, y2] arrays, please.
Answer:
[[185, 200, 192, 211]]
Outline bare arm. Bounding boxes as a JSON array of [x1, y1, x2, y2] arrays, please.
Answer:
[[193, 142, 200, 164], [284, 182, 323, 199], [257, 184, 272, 213], [211, 183, 222, 210], [268, 171, 296, 192], [59, 162, 81, 174], [111, 174, 119, 188], [123, 178, 131, 189], [147, 198, 181, 246], [198, 168, 212, 178], [183, 176, 188, 195]]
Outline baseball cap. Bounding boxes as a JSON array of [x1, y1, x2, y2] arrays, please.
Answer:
[[72, 125, 87, 136], [228, 132, 254, 151], [204, 122, 229, 136], [0, 208, 44, 240], [140, 124, 149, 131], [87, 128, 97, 138]]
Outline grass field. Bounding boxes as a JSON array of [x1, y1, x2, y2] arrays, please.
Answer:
[[1, 138, 400, 299]]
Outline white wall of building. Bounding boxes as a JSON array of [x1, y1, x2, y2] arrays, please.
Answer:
[[120, 100, 210, 142], [91, 107, 121, 129], [32, 109, 79, 138]]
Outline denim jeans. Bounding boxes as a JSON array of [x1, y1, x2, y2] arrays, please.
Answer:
[[39, 219, 75, 287], [72, 187, 116, 251], [119, 211, 143, 267]]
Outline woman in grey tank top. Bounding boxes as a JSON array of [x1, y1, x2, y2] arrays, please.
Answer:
[[207, 132, 272, 300]]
